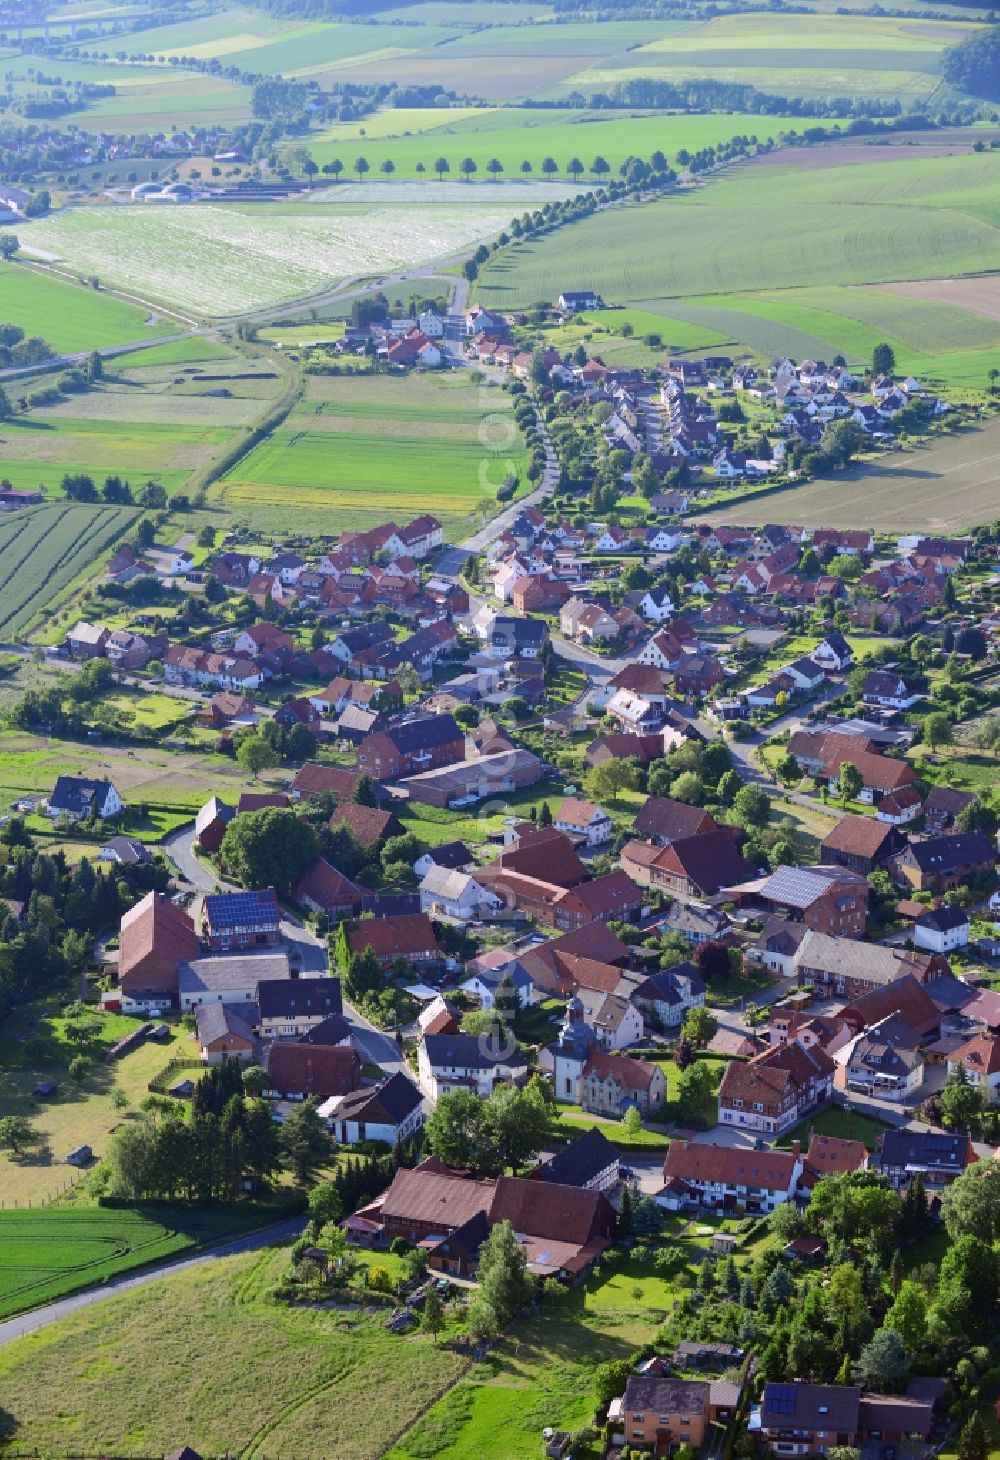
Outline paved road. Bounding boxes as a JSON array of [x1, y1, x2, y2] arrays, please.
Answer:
[[162, 824, 408, 1077], [0, 327, 215, 382], [0, 1216, 304, 1349]]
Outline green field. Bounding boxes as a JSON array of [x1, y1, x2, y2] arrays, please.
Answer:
[[0, 503, 136, 638], [0, 1207, 269, 1320], [0, 266, 158, 354], [303, 107, 774, 179], [218, 371, 527, 534], [0, 1248, 469, 1458]]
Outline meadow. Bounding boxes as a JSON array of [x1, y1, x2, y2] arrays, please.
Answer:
[[218, 371, 527, 535], [0, 1206, 269, 1320], [706, 415, 1000, 533], [303, 107, 774, 179], [0, 504, 136, 638], [23, 200, 515, 316], [0, 1248, 469, 1459], [0, 265, 157, 355]]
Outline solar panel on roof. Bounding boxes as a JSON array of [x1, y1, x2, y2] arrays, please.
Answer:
[[205, 890, 277, 929], [766, 1387, 797, 1415]]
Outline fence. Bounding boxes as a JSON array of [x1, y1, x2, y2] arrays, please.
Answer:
[[147, 1057, 203, 1094]]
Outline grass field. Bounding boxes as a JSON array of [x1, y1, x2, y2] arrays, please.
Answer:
[[0, 266, 157, 354], [0, 504, 136, 638], [22, 200, 515, 316], [0, 1248, 469, 1458], [706, 415, 1000, 533], [476, 151, 1000, 310], [217, 371, 527, 534], [303, 107, 776, 179], [0, 1206, 271, 1320]]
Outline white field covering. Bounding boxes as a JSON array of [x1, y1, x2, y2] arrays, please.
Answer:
[[23, 202, 513, 315]]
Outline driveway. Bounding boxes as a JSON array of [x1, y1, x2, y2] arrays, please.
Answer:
[[0, 1216, 304, 1349]]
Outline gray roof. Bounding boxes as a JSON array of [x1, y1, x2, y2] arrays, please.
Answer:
[[761, 1383, 861, 1431], [422, 1032, 526, 1071], [538, 1127, 618, 1188], [195, 1002, 256, 1046], [917, 904, 970, 933], [256, 976, 342, 1019], [50, 776, 119, 815], [757, 863, 863, 910], [329, 1071, 422, 1125], [179, 952, 290, 995], [624, 1375, 708, 1416], [795, 931, 915, 987]]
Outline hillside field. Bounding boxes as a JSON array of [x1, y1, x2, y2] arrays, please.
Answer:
[[217, 371, 527, 535], [0, 266, 157, 354], [0, 503, 136, 638], [22, 200, 515, 316], [705, 415, 1000, 533], [0, 1207, 268, 1320]]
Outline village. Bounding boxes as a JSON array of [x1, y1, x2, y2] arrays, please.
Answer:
[[1, 288, 999, 1460]]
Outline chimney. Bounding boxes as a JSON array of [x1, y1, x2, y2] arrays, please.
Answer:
[[790, 1139, 801, 1161]]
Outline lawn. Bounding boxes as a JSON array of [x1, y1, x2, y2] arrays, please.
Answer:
[[218, 371, 528, 535], [0, 265, 158, 354], [23, 200, 517, 317], [774, 1106, 893, 1151], [0, 1000, 199, 1206], [551, 1106, 671, 1151], [0, 1247, 468, 1459], [0, 503, 136, 639], [0, 1205, 275, 1320]]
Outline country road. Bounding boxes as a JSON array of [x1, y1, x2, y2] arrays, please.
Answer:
[[0, 1217, 305, 1349]]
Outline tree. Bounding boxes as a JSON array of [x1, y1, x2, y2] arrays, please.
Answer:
[[923, 712, 952, 751], [236, 734, 279, 779], [307, 1182, 344, 1233], [776, 752, 800, 785], [280, 1099, 332, 1183], [957, 1414, 989, 1460], [806, 1172, 901, 1248], [939, 1063, 983, 1129], [837, 761, 863, 804], [594, 1357, 633, 1411], [733, 783, 770, 828], [681, 1005, 717, 1048], [0, 1114, 37, 1158], [422, 1284, 445, 1343], [0, 233, 18, 260], [380, 158, 395, 179], [433, 157, 450, 180], [459, 156, 477, 182], [884, 1279, 927, 1351], [853, 1327, 910, 1392], [472, 1218, 533, 1330], [591, 155, 610, 180], [566, 156, 584, 181], [940, 1159, 1000, 1243], [462, 258, 478, 283], [220, 807, 319, 895], [621, 1104, 642, 1137], [354, 156, 369, 180], [584, 757, 639, 804], [676, 1060, 714, 1123], [424, 1087, 489, 1169], [486, 157, 503, 178], [872, 342, 896, 377], [694, 940, 732, 980]]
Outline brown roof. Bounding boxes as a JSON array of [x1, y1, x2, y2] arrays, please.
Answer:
[[719, 1041, 834, 1105], [291, 762, 362, 799], [654, 829, 757, 895], [237, 792, 290, 815], [583, 1047, 660, 1092], [494, 827, 589, 887], [949, 1032, 1000, 1077], [801, 1133, 869, 1186], [293, 857, 362, 910], [119, 892, 199, 981], [823, 746, 917, 792], [489, 1174, 611, 1244], [839, 973, 941, 1040], [330, 802, 401, 849], [633, 796, 717, 843], [378, 1161, 494, 1229], [555, 797, 603, 829], [265, 1043, 361, 1098], [565, 870, 642, 918], [550, 951, 629, 995], [348, 914, 439, 960], [821, 814, 898, 860], [663, 1139, 799, 1192]]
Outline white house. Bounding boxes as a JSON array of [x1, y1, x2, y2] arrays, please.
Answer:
[[811, 632, 853, 673], [782, 657, 826, 693], [946, 1034, 1000, 1104], [417, 1032, 529, 1101], [841, 1018, 923, 1103], [646, 528, 684, 554], [639, 587, 675, 623], [914, 903, 970, 953], [418, 309, 445, 338], [572, 989, 644, 1050], [319, 1072, 424, 1145], [658, 1140, 803, 1214], [169, 549, 194, 575], [461, 963, 534, 1011], [48, 776, 123, 823], [418, 867, 502, 922], [554, 796, 613, 847]]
